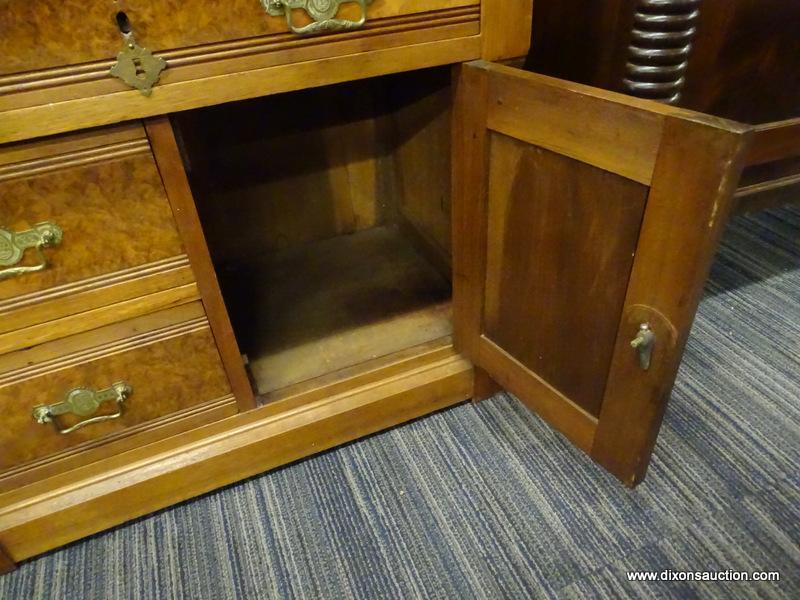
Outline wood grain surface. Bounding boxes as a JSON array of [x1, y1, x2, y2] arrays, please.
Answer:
[[592, 118, 748, 485], [483, 134, 648, 416], [174, 82, 396, 259], [145, 116, 257, 411], [222, 226, 452, 393], [390, 68, 453, 264], [0, 141, 184, 302], [0, 543, 14, 573], [480, 0, 533, 61], [0, 324, 231, 471], [452, 61, 749, 484], [0, 352, 471, 562], [0, 0, 478, 75]]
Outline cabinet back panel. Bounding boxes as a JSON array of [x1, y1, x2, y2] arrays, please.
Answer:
[[176, 68, 453, 265], [483, 134, 647, 417], [175, 79, 399, 262]]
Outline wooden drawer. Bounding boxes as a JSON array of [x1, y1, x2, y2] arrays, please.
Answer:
[[0, 122, 194, 351], [0, 0, 484, 142], [1, 0, 479, 75], [0, 302, 235, 489]]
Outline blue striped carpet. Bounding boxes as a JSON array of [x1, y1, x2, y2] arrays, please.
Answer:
[[2, 206, 798, 599]]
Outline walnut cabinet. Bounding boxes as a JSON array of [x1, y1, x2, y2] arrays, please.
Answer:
[[2, 0, 794, 570]]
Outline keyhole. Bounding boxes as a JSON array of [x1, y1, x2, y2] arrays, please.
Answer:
[[115, 11, 132, 34], [132, 57, 147, 79]]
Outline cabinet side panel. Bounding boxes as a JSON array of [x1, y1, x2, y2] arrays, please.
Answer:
[[481, 0, 534, 61], [391, 71, 454, 269]]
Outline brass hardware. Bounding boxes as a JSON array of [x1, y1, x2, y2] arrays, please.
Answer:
[[110, 17, 166, 96], [262, 0, 372, 35], [0, 222, 63, 282], [630, 323, 656, 370], [32, 382, 132, 435]]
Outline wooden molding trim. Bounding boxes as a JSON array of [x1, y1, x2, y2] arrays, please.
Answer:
[[0, 36, 482, 144], [0, 302, 206, 375], [735, 172, 800, 198], [0, 122, 145, 165], [733, 173, 800, 215], [0, 354, 472, 561], [744, 117, 800, 166], [0, 283, 200, 355], [0, 395, 237, 491], [0, 255, 190, 316], [0, 139, 150, 182], [0, 7, 480, 95], [0, 543, 14, 574], [261, 337, 457, 410], [0, 317, 209, 386]]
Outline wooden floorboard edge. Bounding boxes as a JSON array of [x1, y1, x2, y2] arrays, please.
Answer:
[[0, 354, 473, 561]]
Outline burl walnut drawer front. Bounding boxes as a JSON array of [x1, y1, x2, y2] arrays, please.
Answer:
[[0, 302, 235, 486], [0, 0, 478, 75], [0, 122, 196, 352], [0, 1, 481, 142]]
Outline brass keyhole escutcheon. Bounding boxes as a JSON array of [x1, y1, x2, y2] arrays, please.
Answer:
[[109, 13, 166, 95], [132, 57, 147, 80]]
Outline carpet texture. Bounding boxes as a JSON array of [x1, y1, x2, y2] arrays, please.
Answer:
[[1, 206, 798, 599]]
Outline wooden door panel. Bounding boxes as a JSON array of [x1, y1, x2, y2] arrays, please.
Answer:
[[484, 134, 648, 416], [453, 61, 750, 485]]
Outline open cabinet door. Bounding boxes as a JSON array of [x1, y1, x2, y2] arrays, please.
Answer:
[[452, 61, 751, 486]]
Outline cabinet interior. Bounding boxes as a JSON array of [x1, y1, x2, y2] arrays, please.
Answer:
[[173, 67, 454, 398]]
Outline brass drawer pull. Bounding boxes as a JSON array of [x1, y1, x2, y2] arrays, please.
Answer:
[[0, 222, 63, 282], [263, 0, 372, 35], [32, 382, 133, 435]]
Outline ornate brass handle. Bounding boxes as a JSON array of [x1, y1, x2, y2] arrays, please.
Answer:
[[262, 0, 371, 35], [32, 382, 133, 435], [0, 222, 63, 282]]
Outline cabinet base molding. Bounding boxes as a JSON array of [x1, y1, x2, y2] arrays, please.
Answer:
[[0, 544, 14, 574], [0, 352, 472, 562]]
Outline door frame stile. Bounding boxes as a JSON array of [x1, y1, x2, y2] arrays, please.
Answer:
[[591, 116, 752, 485], [452, 62, 490, 365]]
